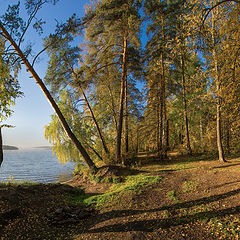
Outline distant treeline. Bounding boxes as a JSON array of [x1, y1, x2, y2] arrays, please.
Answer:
[[3, 145, 18, 150]]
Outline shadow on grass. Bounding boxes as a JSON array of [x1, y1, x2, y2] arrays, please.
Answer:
[[81, 187, 240, 233]]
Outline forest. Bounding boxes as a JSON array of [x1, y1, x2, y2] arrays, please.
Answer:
[[0, 0, 240, 170], [43, 0, 240, 169], [1, 0, 240, 239]]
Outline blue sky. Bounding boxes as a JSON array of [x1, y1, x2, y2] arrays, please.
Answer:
[[1, 0, 90, 148]]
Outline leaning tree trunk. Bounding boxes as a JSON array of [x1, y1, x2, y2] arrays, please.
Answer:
[[65, 57, 110, 156], [0, 128, 3, 167], [116, 28, 128, 163], [81, 88, 110, 155], [0, 22, 97, 172]]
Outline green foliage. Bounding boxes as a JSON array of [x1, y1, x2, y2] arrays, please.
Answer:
[[69, 174, 162, 208], [0, 39, 23, 123]]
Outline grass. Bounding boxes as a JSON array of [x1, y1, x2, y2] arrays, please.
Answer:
[[0, 180, 37, 187], [68, 174, 162, 208], [182, 181, 198, 193], [167, 190, 179, 203]]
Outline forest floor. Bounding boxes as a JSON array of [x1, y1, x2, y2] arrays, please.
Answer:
[[1, 153, 240, 239]]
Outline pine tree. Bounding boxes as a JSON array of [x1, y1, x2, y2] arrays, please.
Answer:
[[84, 0, 142, 164]]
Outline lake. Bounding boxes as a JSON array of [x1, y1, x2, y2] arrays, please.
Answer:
[[0, 149, 75, 183]]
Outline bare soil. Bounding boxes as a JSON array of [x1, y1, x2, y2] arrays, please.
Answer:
[[1, 154, 240, 239]]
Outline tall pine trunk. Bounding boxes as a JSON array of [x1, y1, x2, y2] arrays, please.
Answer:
[[159, 55, 164, 160], [156, 92, 161, 157], [156, 15, 166, 160], [226, 118, 230, 154], [0, 22, 98, 172], [124, 77, 129, 155], [211, 6, 225, 162], [116, 29, 128, 163], [181, 53, 192, 155], [0, 128, 3, 167]]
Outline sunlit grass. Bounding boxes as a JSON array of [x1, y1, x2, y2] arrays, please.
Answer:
[[68, 174, 162, 208], [0, 179, 37, 187]]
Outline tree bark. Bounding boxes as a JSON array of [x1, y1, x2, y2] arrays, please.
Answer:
[[159, 64, 164, 160], [166, 119, 170, 151], [136, 126, 139, 154], [0, 128, 3, 167], [116, 28, 128, 163], [226, 118, 230, 154], [156, 98, 161, 157], [81, 88, 110, 155], [0, 22, 98, 172], [211, 6, 226, 162], [124, 77, 129, 156], [181, 53, 192, 155], [159, 15, 167, 160]]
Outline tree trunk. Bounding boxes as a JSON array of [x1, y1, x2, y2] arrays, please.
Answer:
[[0, 128, 3, 167], [106, 70, 118, 132], [65, 56, 110, 156], [124, 77, 129, 163], [166, 119, 170, 151], [84, 141, 103, 161], [226, 118, 230, 154], [200, 119, 203, 142], [156, 98, 161, 157], [136, 126, 139, 154], [0, 22, 98, 172], [216, 97, 225, 161], [211, 6, 226, 162], [116, 29, 128, 163], [159, 15, 167, 160], [179, 125, 184, 145], [181, 53, 192, 155], [159, 67, 164, 161], [81, 88, 110, 155]]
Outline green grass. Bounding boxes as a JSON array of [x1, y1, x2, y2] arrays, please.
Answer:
[[167, 190, 179, 203], [0, 180, 37, 187], [68, 174, 162, 208], [182, 181, 198, 193]]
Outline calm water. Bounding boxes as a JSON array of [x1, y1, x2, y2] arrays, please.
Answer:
[[0, 149, 75, 183]]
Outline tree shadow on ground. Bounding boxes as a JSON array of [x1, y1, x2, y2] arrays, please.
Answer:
[[82, 187, 240, 233], [137, 153, 219, 168], [212, 163, 240, 169], [212, 181, 240, 189], [86, 206, 240, 233]]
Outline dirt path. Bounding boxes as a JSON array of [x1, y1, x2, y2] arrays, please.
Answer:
[[72, 159, 240, 239]]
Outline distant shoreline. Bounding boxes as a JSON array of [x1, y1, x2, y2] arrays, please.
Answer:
[[3, 145, 19, 150], [33, 146, 52, 150]]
